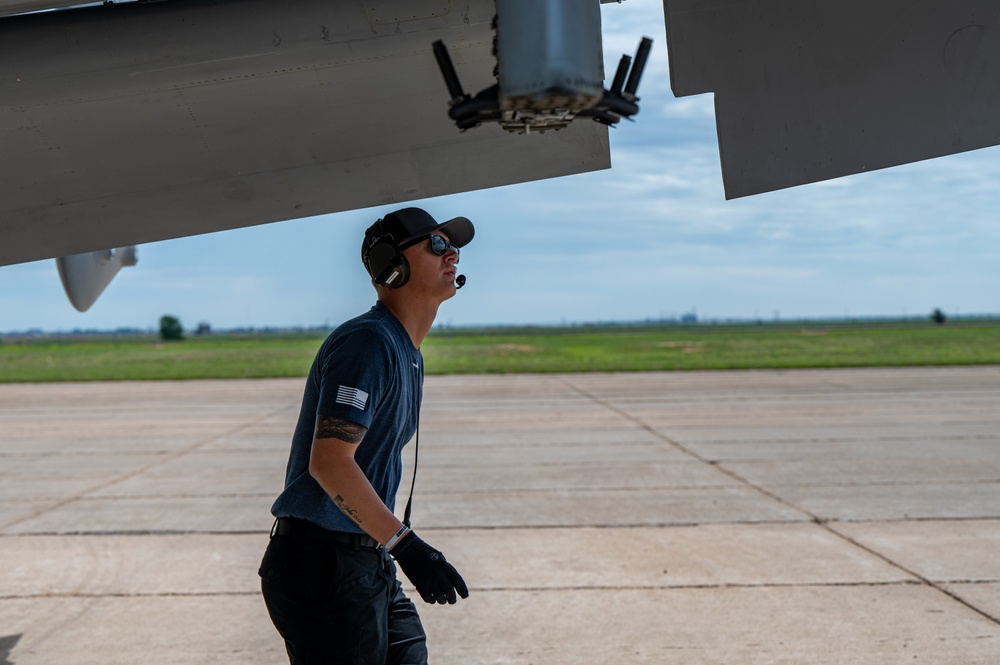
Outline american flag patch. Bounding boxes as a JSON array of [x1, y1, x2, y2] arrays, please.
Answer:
[[336, 385, 369, 410]]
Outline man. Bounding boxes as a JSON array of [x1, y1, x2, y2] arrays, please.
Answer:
[[259, 207, 473, 664]]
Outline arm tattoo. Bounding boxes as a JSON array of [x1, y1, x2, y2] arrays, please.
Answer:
[[315, 416, 367, 444], [334, 495, 362, 525]]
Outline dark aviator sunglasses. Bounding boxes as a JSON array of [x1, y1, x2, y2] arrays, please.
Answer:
[[402, 233, 460, 261]]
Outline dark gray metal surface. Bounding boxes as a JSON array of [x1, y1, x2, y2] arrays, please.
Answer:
[[664, 0, 1000, 199], [0, 0, 610, 266]]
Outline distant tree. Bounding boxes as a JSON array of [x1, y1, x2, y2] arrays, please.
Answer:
[[159, 315, 184, 341], [930, 308, 947, 325], [194, 321, 212, 336]]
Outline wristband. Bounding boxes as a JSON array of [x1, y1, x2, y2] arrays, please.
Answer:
[[385, 524, 410, 551]]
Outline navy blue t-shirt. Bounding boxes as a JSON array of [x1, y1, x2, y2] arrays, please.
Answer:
[[270, 301, 423, 533]]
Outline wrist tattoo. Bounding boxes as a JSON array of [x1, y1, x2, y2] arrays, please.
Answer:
[[333, 495, 363, 525], [316, 416, 367, 444]]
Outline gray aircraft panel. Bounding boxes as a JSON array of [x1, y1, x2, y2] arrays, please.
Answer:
[[0, 0, 610, 266], [0, 0, 92, 17], [664, 0, 1000, 199]]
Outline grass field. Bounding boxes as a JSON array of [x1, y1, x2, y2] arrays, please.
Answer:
[[2, 322, 999, 382], [422, 323, 1000, 374]]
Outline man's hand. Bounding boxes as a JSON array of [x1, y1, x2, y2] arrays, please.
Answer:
[[390, 531, 469, 605]]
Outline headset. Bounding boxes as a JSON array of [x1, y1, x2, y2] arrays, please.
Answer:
[[363, 219, 467, 290], [363, 222, 410, 288]]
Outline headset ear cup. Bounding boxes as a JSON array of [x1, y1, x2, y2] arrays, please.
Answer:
[[367, 242, 409, 288]]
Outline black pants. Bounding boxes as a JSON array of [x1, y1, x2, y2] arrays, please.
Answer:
[[259, 529, 427, 664]]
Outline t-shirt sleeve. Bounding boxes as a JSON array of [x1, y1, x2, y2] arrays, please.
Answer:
[[314, 329, 393, 429]]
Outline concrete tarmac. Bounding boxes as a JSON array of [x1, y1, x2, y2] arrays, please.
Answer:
[[1, 367, 999, 664]]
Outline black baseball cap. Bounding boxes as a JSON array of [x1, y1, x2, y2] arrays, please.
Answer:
[[361, 208, 476, 273], [362, 207, 475, 258]]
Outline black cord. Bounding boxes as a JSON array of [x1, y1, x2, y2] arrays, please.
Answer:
[[402, 416, 418, 528]]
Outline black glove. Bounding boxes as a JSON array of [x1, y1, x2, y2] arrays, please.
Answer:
[[390, 531, 469, 605]]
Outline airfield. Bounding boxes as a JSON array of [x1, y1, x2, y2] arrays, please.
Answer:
[[2, 366, 999, 664]]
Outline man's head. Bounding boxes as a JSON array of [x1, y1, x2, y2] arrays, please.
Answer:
[[361, 208, 474, 290]]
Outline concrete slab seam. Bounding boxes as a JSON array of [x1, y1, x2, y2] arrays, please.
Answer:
[[1, 591, 261, 601], [0, 580, 930, 602], [558, 376, 1000, 629], [557, 377, 822, 522], [0, 403, 295, 533], [824, 523, 1000, 627]]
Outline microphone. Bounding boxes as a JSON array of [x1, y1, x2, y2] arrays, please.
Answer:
[[455, 275, 466, 289]]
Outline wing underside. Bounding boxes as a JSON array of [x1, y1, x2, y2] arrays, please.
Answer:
[[0, 0, 611, 266]]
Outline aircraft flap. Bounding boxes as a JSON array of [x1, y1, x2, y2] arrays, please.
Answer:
[[663, 0, 1000, 198]]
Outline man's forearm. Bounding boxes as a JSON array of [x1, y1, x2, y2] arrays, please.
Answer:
[[309, 443, 404, 545]]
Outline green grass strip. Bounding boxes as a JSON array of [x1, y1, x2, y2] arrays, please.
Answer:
[[0, 336, 322, 382], [422, 325, 1000, 374], [2, 324, 1000, 382]]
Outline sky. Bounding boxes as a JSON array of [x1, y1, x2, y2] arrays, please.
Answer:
[[3, 2, 1000, 333]]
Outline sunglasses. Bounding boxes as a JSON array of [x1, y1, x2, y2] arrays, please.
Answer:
[[401, 233, 460, 261], [427, 233, 460, 258]]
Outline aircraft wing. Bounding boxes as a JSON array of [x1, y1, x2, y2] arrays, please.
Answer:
[[0, 0, 611, 267], [664, 0, 1000, 199]]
